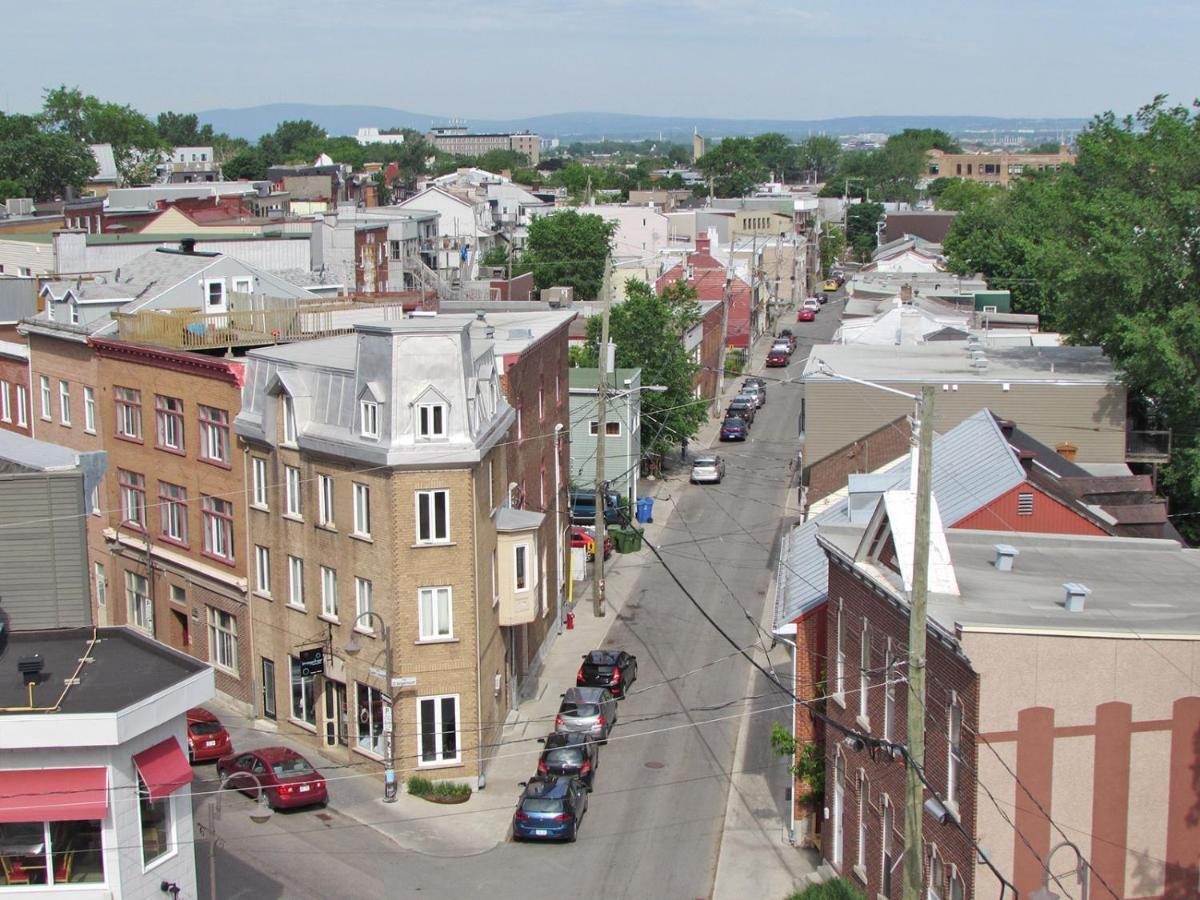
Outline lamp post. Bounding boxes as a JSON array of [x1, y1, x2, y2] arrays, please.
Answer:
[[208, 771, 272, 900], [344, 611, 396, 802]]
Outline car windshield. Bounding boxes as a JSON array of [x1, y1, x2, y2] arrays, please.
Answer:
[[521, 798, 565, 813], [694, 458, 718, 467], [561, 702, 600, 717], [724, 418, 745, 428], [585, 651, 615, 665], [190, 721, 222, 736], [546, 747, 585, 765], [271, 757, 315, 778]]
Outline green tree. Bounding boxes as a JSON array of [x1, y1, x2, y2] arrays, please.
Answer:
[[584, 279, 708, 456], [522, 210, 616, 299], [0, 112, 97, 200], [257, 119, 327, 164], [845, 201, 884, 260], [797, 134, 842, 181], [820, 224, 847, 274], [474, 148, 529, 172], [933, 178, 1001, 211], [751, 132, 801, 182], [222, 148, 268, 181], [41, 86, 164, 183], [155, 111, 214, 146], [0, 177, 22, 201], [1026, 140, 1066, 154], [696, 137, 767, 197]]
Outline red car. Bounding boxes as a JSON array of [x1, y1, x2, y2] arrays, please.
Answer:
[[766, 350, 789, 367], [216, 747, 328, 810], [570, 526, 613, 561], [186, 707, 232, 763], [797, 309, 816, 322]]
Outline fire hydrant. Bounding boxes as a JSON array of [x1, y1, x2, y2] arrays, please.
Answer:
[[566, 611, 575, 630]]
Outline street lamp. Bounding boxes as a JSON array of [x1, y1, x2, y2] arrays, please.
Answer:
[[1028, 841, 1089, 900], [208, 771, 272, 900], [343, 611, 396, 802]]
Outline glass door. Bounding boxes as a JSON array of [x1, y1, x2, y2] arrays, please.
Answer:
[[324, 680, 348, 747]]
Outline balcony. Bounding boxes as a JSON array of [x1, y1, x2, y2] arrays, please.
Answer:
[[1125, 429, 1171, 464]]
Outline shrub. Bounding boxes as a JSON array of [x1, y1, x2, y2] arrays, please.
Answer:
[[406, 775, 470, 800], [786, 878, 868, 900]]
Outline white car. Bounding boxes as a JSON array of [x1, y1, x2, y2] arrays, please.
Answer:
[[802, 298, 821, 312], [690, 455, 726, 484]]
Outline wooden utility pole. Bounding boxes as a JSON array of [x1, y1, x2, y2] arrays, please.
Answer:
[[592, 256, 613, 618], [902, 385, 936, 900]]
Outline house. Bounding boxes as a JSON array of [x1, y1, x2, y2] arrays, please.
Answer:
[[310, 204, 439, 294], [87, 144, 119, 196], [864, 236, 946, 274], [801, 341, 1129, 467], [815, 506, 1200, 900], [657, 235, 759, 350], [568, 367, 643, 506], [0, 341, 31, 436], [157, 146, 217, 183], [396, 187, 496, 281], [881, 211, 958, 245], [690, 299, 728, 414], [233, 318, 540, 786]]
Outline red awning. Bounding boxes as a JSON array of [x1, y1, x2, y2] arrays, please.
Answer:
[[133, 737, 192, 801], [0, 768, 108, 822]]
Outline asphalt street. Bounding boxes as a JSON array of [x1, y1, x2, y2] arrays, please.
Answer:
[[195, 295, 846, 900]]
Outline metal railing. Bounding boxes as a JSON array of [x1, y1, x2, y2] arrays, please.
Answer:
[[1125, 429, 1172, 463]]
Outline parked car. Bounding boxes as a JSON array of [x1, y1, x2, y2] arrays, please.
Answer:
[[823, 279, 839, 292], [778, 329, 794, 338], [512, 776, 589, 842], [720, 417, 749, 441], [186, 707, 232, 763], [569, 489, 623, 526], [802, 297, 822, 312], [690, 454, 726, 484], [766, 349, 790, 368], [536, 733, 600, 789], [797, 309, 816, 322], [727, 396, 757, 424], [555, 686, 617, 743], [577, 649, 639, 697], [739, 382, 765, 407], [570, 525, 613, 561], [216, 747, 327, 810], [774, 334, 796, 352], [744, 375, 767, 390]]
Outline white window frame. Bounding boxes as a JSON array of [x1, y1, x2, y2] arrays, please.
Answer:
[[418, 586, 453, 641], [881, 794, 894, 897], [254, 545, 271, 596], [156, 395, 185, 452], [947, 694, 962, 807], [284, 465, 302, 518], [320, 565, 338, 621], [94, 561, 107, 608], [204, 277, 226, 310], [83, 385, 95, 433], [884, 641, 896, 742], [514, 543, 530, 592], [287, 555, 305, 609], [317, 474, 335, 527], [859, 621, 871, 725], [251, 457, 268, 509], [354, 577, 373, 632], [207, 606, 238, 673], [949, 867, 964, 900], [415, 489, 449, 544], [856, 772, 868, 872], [201, 495, 235, 562], [58, 380, 71, 425], [198, 405, 230, 465], [359, 399, 380, 439], [0, 379, 9, 422], [138, 777, 176, 870], [352, 482, 371, 537], [834, 601, 845, 702], [417, 402, 447, 439], [15, 383, 26, 427], [416, 693, 461, 766], [126, 570, 152, 633], [282, 395, 298, 445], [232, 276, 252, 294], [928, 847, 945, 900], [39, 374, 51, 420]]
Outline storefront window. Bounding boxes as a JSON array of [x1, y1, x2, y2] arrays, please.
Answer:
[[356, 682, 385, 757], [138, 776, 172, 867], [290, 656, 316, 727], [0, 819, 104, 885]]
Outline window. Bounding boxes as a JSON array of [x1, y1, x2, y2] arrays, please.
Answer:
[[38, 375, 51, 420], [251, 457, 268, 508], [83, 385, 95, 433], [417, 402, 446, 438], [537, 380, 544, 419], [881, 795, 895, 898], [261, 658, 277, 720], [126, 570, 152, 632], [928, 848, 945, 900], [516, 406, 523, 440], [320, 566, 338, 620], [58, 380, 70, 425], [199, 405, 230, 465], [418, 586, 452, 641], [290, 655, 317, 726], [947, 694, 962, 805], [555, 373, 561, 403], [158, 482, 188, 545], [834, 602, 845, 699], [94, 562, 106, 608], [856, 773, 869, 872], [282, 395, 298, 444], [119, 469, 147, 530], [0, 379, 9, 422], [138, 776, 173, 867], [859, 622, 871, 723], [15, 384, 27, 427], [588, 420, 622, 436], [356, 682, 386, 756], [352, 483, 371, 537], [360, 399, 379, 438], [1017, 491, 1034, 516], [491, 548, 498, 607], [884, 642, 896, 742], [287, 555, 304, 608], [155, 395, 184, 451], [207, 606, 238, 672], [0, 819, 104, 885], [417, 694, 460, 765], [514, 544, 529, 591], [205, 278, 225, 309], [317, 474, 335, 527], [355, 577, 373, 629], [255, 545, 271, 595], [415, 489, 449, 543], [170, 585, 186, 607], [201, 496, 235, 562], [114, 386, 142, 439], [232, 276, 251, 293], [285, 465, 302, 517], [949, 868, 964, 900]]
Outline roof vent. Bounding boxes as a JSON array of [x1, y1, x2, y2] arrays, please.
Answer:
[[969, 357, 989, 370], [993, 544, 1018, 572], [1063, 582, 1090, 612], [179, 238, 197, 254], [475, 309, 487, 321], [18, 654, 44, 685]]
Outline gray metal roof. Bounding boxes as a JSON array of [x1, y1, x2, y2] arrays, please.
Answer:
[[495, 507, 545, 532], [0, 429, 86, 471], [774, 410, 1025, 629]]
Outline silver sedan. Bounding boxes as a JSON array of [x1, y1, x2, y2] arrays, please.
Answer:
[[690, 455, 726, 484]]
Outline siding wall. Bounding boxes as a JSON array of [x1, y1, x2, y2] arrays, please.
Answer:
[[952, 482, 1107, 535]]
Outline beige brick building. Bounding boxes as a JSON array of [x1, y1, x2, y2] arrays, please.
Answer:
[[235, 318, 541, 786]]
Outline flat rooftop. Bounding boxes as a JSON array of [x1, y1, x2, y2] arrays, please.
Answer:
[[0, 627, 208, 715], [805, 341, 1116, 384]]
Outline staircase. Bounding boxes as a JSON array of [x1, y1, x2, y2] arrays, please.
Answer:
[[404, 253, 492, 304]]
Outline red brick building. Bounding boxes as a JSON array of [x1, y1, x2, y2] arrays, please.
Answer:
[[690, 298, 728, 414], [657, 235, 758, 350], [0, 340, 31, 436]]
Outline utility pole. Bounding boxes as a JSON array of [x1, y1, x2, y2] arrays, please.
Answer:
[[902, 385, 936, 900], [592, 255, 613, 618]]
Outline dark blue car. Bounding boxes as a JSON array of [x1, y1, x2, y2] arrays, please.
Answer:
[[512, 776, 589, 842], [720, 417, 749, 442]]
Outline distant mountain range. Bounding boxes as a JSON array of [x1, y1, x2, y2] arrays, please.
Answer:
[[197, 103, 1090, 143]]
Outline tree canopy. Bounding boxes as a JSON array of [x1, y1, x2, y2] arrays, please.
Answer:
[[0, 111, 97, 200], [521, 210, 616, 300], [41, 86, 164, 182], [845, 201, 884, 260], [696, 137, 768, 197]]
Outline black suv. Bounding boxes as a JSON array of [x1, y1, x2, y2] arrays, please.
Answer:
[[536, 733, 601, 789], [726, 395, 757, 425], [577, 649, 639, 698]]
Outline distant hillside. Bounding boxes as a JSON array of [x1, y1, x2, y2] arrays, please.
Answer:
[[198, 103, 1089, 143]]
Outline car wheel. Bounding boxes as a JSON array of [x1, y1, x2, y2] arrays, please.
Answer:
[[568, 823, 578, 843]]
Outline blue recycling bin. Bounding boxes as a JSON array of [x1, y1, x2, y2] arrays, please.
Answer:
[[635, 496, 654, 524]]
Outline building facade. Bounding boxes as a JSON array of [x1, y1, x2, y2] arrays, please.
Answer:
[[568, 367, 642, 506], [927, 148, 1075, 188]]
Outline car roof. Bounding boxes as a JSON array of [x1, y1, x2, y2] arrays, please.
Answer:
[[585, 649, 620, 663], [523, 776, 575, 798], [693, 455, 719, 465], [567, 686, 610, 700], [545, 731, 594, 749], [252, 746, 306, 763], [187, 707, 219, 723]]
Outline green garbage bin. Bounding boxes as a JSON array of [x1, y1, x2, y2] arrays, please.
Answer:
[[610, 525, 644, 554]]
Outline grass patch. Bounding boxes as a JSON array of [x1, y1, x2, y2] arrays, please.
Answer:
[[406, 775, 471, 800], [786, 879, 868, 900]]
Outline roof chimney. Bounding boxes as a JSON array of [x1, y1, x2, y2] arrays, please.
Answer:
[[1055, 441, 1078, 461], [694, 234, 710, 256], [1063, 582, 1090, 612], [995, 417, 1015, 438], [179, 237, 197, 254], [993, 544, 1018, 572], [900, 283, 913, 303]]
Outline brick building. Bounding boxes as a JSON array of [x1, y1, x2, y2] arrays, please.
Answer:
[[0, 339, 31, 436], [657, 235, 759, 350], [690, 299, 727, 414]]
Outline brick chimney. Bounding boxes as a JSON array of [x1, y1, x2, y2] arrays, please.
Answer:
[[1055, 441, 1079, 461], [694, 234, 711, 256]]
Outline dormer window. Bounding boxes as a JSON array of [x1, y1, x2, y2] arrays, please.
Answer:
[[282, 395, 298, 445], [417, 402, 447, 439], [360, 400, 380, 439]]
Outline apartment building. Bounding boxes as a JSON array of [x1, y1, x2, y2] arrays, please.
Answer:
[[927, 147, 1075, 188], [427, 126, 541, 166], [0, 340, 31, 436], [234, 318, 541, 786]]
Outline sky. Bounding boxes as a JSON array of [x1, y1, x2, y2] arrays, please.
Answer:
[[4, 0, 1197, 122]]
